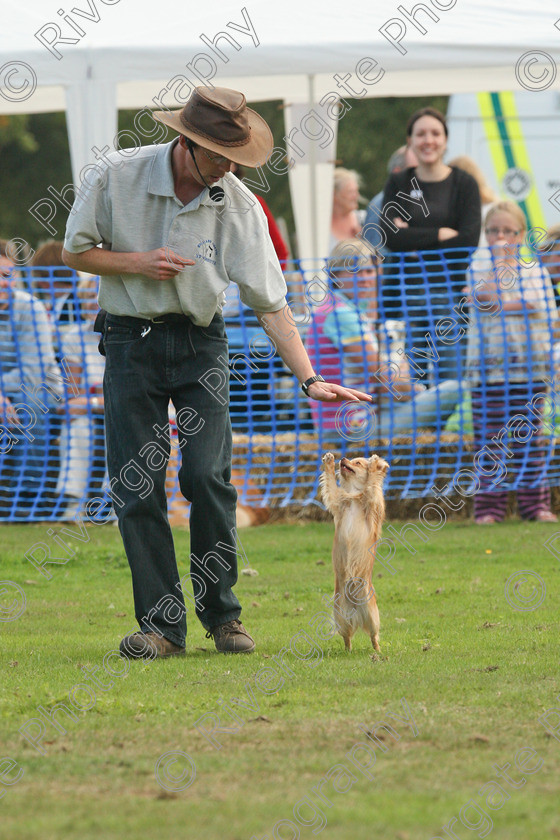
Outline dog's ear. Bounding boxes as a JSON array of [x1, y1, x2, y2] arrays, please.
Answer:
[[367, 454, 390, 479], [378, 458, 390, 476]]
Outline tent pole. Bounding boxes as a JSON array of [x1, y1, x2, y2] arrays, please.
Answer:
[[308, 74, 318, 260]]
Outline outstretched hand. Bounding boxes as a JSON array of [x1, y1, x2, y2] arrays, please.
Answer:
[[305, 380, 372, 403]]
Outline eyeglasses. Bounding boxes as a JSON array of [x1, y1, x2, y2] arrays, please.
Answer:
[[485, 227, 521, 238], [200, 147, 230, 165]]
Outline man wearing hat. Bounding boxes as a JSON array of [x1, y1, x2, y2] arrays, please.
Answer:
[[63, 87, 371, 660]]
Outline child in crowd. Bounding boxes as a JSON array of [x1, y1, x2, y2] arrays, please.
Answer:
[[466, 201, 557, 523]]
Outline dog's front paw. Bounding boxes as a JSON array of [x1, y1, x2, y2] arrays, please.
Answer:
[[322, 452, 335, 468]]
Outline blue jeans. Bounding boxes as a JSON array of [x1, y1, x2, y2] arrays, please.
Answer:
[[103, 313, 240, 647]]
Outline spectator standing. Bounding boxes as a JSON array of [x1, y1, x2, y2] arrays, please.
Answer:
[[448, 155, 498, 244], [55, 277, 106, 517], [362, 145, 419, 253], [362, 145, 418, 318], [31, 240, 81, 326], [231, 164, 289, 268], [330, 168, 362, 251], [466, 201, 557, 524], [381, 108, 481, 382], [254, 194, 289, 266], [0, 240, 63, 518]]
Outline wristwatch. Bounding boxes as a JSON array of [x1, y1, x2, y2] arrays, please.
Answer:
[[301, 375, 325, 396]]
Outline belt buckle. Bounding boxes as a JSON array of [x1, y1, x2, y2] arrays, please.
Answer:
[[150, 316, 165, 324]]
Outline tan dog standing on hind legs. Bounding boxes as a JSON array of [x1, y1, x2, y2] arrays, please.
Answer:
[[320, 452, 389, 652]]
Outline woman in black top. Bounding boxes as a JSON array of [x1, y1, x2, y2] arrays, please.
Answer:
[[381, 107, 481, 383]]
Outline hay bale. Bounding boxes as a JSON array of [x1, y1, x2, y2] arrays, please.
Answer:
[[231, 431, 560, 522]]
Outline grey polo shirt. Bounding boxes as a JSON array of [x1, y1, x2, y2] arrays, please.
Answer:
[[64, 140, 287, 326]]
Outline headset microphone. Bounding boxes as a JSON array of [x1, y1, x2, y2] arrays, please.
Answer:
[[187, 140, 225, 203], [208, 184, 225, 202]]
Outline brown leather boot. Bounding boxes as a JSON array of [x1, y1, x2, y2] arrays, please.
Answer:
[[119, 632, 186, 659], [206, 619, 255, 653]]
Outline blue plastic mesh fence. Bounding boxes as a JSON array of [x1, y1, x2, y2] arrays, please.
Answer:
[[0, 269, 106, 522], [0, 245, 559, 521]]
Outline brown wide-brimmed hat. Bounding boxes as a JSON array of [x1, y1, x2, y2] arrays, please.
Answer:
[[153, 86, 273, 168]]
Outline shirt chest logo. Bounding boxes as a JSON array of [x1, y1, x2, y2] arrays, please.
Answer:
[[196, 239, 217, 265]]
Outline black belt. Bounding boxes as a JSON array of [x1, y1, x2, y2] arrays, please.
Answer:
[[107, 312, 193, 327]]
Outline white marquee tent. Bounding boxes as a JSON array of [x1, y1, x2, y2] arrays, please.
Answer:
[[3, 0, 559, 257]]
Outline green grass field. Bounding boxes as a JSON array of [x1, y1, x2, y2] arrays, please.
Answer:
[[1, 518, 560, 840]]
